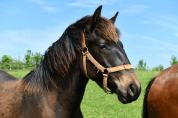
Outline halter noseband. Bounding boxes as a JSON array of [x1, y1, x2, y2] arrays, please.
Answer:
[[82, 32, 133, 94]]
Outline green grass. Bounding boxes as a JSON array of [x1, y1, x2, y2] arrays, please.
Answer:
[[7, 71, 30, 78], [7, 70, 160, 118], [81, 71, 160, 118]]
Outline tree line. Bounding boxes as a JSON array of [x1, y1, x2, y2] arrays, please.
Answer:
[[0, 50, 43, 70], [0, 51, 178, 71], [137, 55, 178, 71], [0, 50, 43, 64]]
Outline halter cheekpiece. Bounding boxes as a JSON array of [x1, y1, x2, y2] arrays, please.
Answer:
[[82, 31, 133, 94]]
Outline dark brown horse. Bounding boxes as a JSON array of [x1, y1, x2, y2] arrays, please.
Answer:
[[143, 64, 178, 118], [0, 6, 141, 118]]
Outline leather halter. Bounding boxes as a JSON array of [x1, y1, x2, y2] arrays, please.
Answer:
[[82, 32, 133, 94]]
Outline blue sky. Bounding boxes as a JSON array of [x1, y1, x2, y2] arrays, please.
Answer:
[[0, 0, 178, 69]]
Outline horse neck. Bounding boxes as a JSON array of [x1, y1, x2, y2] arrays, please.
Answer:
[[22, 56, 89, 116], [55, 58, 89, 115]]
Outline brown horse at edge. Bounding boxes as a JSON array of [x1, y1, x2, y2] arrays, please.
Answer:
[[143, 64, 178, 118]]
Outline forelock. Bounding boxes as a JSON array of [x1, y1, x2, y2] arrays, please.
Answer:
[[95, 17, 121, 42]]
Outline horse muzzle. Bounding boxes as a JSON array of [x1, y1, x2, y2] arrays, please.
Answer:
[[117, 81, 141, 104]]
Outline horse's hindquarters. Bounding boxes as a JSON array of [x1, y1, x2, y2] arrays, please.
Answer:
[[147, 64, 178, 118]]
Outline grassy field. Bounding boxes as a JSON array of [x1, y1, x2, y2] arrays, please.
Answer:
[[7, 70, 160, 118], [7, 71, 30, 78]]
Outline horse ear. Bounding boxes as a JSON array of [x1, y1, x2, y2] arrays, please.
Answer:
[[110, 12, 119, 24], [89, 5, 102, 33]]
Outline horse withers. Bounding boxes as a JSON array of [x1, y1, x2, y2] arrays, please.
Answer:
[[143, 64, 178, 118], [0, 5, 141, 118]]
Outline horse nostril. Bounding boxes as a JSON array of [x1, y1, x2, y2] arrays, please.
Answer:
[[127, 82, 137, 97]]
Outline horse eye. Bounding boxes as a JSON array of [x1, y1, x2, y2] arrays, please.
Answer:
[[98, 44, 107, 49]]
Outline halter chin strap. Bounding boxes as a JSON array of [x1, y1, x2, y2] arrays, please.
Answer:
[[82, 32, 133, 94]]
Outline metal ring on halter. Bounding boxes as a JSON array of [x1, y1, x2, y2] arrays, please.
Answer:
[[82, 47, 88, 54], [104, 68, 109, 74]]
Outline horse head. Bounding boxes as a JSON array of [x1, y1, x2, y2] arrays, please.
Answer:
[[82, 5, 141, 104]]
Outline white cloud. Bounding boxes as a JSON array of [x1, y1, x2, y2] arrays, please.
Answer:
[[157, 54, 172, 59], [43, 6, 56, 12], [135, 46, 165, 51], [124, 34, 178, 52], [142, 36, 178, 47], [0, 44, 15, 50], [0, 25, 68, 59], [68, 0, 116, 7], [68, 2, 95, 8], [140, 21, 150, 24], [30, 0, 44, 5], [153, 19, 178, 30], [143, 15, 178, 31], [141, 15, 178, 39], [154, 15, 178, 25], [30, 0, 56, 12], [121, 5, 150, 15], [173, 32, 178, 37]]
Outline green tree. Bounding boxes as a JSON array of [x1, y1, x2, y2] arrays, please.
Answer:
[[31, 52, 43, 64], [1, 55, 12, 63], [170, 55, 178, 66], [143, 62, 147, 70], [138, 59, 147, 70], [158, 65, 164, 71], [0, 55, 13, 70], [152, 65, 164, 71], [24, 50, 43, 67], [24, 50, 32, 64]]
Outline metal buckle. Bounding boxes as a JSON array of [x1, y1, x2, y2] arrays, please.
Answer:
[[104, 68, 109, 74], [82, 47, 88, 54]]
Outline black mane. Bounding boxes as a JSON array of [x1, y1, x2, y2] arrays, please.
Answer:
[[21, 16, 90, 92]]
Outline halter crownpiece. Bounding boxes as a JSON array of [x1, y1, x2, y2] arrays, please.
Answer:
[[81, 32, 133, 94]]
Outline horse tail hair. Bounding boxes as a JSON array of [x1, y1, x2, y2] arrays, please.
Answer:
[[142, 76, 157, 118]]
